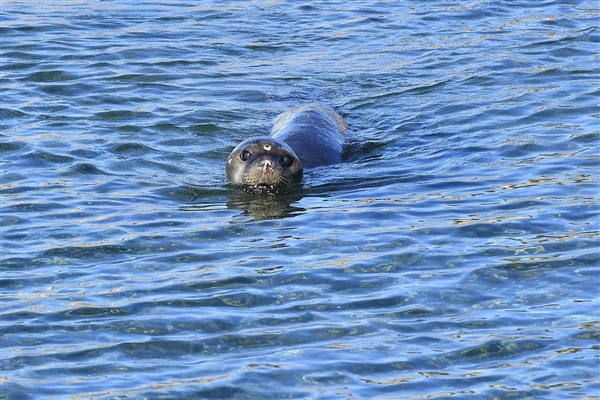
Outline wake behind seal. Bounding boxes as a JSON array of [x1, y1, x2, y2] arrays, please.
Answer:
[[226, 103, 347, 193]]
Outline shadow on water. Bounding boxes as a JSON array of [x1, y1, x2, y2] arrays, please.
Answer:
[[226, 190, 306, 221], [181, 184, 306, 221]]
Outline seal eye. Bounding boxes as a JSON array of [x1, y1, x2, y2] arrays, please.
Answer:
[[240, 150, 251, 161], [281, 155, 293, 167]]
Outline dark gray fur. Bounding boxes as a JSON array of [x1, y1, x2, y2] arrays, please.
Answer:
[[270, 103, 346, 168]]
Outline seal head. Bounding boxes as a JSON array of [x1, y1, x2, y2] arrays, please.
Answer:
[[226, 137, 303, 193]]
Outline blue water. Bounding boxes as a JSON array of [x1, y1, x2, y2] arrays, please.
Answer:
[[2, 1, 599, 399]]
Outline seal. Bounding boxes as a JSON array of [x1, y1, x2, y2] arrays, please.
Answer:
[[226, 103, 346, 193]]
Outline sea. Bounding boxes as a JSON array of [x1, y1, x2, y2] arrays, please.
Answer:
[[1, 1, 599, 399]]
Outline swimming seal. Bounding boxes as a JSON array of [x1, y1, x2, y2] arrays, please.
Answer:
[[226, 103, 346, 193]]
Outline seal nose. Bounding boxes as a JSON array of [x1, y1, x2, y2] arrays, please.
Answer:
[[259, 159, 275, 172]]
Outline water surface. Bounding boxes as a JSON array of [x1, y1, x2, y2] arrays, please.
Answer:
[[1, 1, 599, 399]]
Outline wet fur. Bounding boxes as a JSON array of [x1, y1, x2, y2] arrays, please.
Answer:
[[226, 104, 346, 192]]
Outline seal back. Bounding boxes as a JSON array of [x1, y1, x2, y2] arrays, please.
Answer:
[[270, 104, 346, 168]]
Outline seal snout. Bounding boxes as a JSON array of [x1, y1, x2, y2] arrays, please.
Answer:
[[259, 158, 275, 172]]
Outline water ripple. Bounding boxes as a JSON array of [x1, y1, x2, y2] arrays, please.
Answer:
[[2, 0, 599, 398]]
